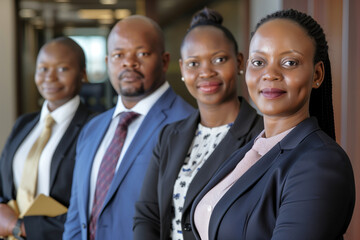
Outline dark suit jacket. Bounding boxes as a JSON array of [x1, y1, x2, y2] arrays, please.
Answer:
[[63, 87, 195, 240], [190, 117, 355, 240], [133, 97, 264, 240], [0, 102, 92, 240]]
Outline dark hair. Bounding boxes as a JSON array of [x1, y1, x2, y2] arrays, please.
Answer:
[[180, 7, 239, 54], [51, 36, 86, 70], [252, 9, 335, 140]]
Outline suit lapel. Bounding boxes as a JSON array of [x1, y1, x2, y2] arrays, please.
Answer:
[[79, 109, 113, 220], [5, 115, 39, 199], [103, 88, 176, 208], [208, 144, 282, 240], [161, 113, 199, 219], [183, 97, 262, 216], [49, 103, 90, 190]]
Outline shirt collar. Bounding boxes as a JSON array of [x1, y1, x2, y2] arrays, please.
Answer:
[[112, 81, 169, 119], [253, 127, 295, 157], [40, 95, 80, 124]]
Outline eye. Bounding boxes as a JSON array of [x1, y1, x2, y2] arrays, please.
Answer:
[[137, 51, 150, 57], [111, 52, 124, 60], [283, 60, 298, 67], [186, 61, 199, 68], [37, 67, 47, 73], [213, 57, 227, 64], [57, 67, 69, 72], [251, 59, 264, 67]]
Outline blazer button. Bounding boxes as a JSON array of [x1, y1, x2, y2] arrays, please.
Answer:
[[183, 223, 192, 231], [82, 223, 86, 229]]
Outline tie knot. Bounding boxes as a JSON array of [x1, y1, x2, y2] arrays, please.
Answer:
[[118, 111, 140, 128], [45, 114, 55, 129]]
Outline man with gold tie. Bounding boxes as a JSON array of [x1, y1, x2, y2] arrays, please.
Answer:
[[0, 37, 93, 240]]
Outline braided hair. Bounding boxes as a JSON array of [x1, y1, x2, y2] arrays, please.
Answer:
[[180, 7, 239, 55], [252, 9, 335, 140]]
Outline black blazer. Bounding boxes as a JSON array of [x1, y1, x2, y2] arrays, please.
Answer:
[[190, 117, 355, 240], [134, 97, 264, 240], [0, 102, 92, 240]]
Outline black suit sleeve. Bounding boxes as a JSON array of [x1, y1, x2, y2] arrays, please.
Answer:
[[133, 126, 168, 240]]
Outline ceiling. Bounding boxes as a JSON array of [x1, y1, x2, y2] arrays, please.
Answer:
[[18, 0, 212, 29]]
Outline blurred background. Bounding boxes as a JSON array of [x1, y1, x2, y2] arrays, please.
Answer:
[[0, 0, 359, 239]]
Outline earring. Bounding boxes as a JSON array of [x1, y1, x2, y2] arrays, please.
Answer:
[[181, 77, 185, 82], [239, 70, 244, 75], [316, 82, 320, 86]]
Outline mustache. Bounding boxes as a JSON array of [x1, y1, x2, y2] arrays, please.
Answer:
[[118, 69, 144, 80]]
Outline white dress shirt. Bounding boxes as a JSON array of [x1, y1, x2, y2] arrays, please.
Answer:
[[88, 82, 169, 216], [13, 95, 80, 196]]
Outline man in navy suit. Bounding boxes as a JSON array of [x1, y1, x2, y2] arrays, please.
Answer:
[[63, 15, 195, 240]]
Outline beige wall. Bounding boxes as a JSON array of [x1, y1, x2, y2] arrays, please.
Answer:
[[0, 0, 16, 150]]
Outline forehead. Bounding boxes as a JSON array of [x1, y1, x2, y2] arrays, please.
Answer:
[[250, 19, 315, 54], [182, 26, 233, 54], [108, 19, 159, 51], [38, 42, 79, 63]]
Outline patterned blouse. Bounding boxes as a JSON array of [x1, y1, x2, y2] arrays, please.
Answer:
[[170, 122, 233, 240]]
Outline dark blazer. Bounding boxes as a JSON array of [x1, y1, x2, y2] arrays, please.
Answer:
[[0, 102, 92, 240], [133, 97, 264, 240], [190, 117, 355, 240], [63, 87, 195, 240]]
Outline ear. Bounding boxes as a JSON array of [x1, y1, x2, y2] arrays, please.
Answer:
[[312, 61, 325, 89], [105, 55, 109, 66], [179, 58, 184, 74], [237, 52, 244, 75], [162, 51, 170, 72], [81, 69, 88, 83]]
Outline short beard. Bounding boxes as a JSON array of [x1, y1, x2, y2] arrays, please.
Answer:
[[119, 84, 145, 97]]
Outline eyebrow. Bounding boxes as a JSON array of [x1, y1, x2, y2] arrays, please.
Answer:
[[185, 50, 228, 59], [250, 49, 304, 56]]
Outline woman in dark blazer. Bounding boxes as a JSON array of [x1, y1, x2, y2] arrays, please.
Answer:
[[191, 9, 355, 240], [133, 8, 263, 240], [0, 37, 93, 240]]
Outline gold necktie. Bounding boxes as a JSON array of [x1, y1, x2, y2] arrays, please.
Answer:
[[16, 114, 55, 215]]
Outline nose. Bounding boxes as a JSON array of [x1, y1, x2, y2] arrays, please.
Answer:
[[122, 53, 139, 68], [199, 62, 216, 79], [262, 64, 281, 81], [45, 68, 57, 82]]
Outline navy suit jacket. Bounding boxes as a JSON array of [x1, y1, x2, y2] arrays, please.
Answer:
[[191, 117, 355, 240], [0, 102, 92, 240], [134, 97, 263, 240], [63, 87, 195, 240]]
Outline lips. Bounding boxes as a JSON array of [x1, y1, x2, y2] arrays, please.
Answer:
[[197, 81, 222, 93], [119, 70, 143, 82], [261, 88, 286, 99], [41, 85, 61, 93]]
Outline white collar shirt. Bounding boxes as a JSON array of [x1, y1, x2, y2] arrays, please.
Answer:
[[13, 95, 80, 196], [88, 82, 169, 216]]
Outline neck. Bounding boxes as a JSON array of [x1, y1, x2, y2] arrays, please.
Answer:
[[198, 97, 240, 128], [263, 112, 309, 138]]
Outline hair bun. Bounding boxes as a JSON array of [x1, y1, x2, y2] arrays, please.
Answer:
[[190, 7, 223, 28]]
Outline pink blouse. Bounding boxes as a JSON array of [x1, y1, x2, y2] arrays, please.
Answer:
[[194, 128, 293, 240]]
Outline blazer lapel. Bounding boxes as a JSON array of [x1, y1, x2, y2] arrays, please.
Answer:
[[208, 144, 282, 240], [79, 109, 114, 220], [49, 103, 90, 190], [5, 115, 39, 199], [103, 89, 177, 208], [183, 97, 262, 215], [161, 113, 199, 218]]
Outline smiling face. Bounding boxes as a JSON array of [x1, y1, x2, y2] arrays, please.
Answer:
[[246, 19, 323, 122], [180, 26, 242, 108], [106, 17, 169, 108], [35, 42, 84, 111]]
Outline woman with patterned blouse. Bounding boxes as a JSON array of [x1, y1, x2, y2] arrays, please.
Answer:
[[133, 8, 263, 240]]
